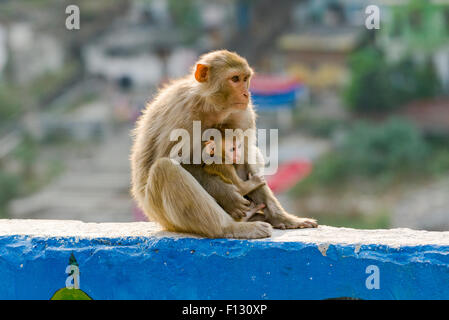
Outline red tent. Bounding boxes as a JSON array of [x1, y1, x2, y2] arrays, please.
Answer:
[[250, 75, 302, 95], [266, 160, 312, 194]]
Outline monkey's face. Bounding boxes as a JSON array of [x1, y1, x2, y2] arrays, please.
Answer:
[[220, 137, 242, 164], [203, 138, 242, 164], [205, 69, 252, 111], [194, 51, 253, 110], [224, 71, 251, 110], [226, 138, 242, 163]]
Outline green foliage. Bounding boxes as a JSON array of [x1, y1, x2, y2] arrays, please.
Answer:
[[344, 47, 442, 113], [427, 143, 449, 175], [389, 58, 441, 104], [12, 134, 38, 172], [294, 112, 346, 138], [429, 149, 449, 176], [167, 0, 201, 30], [344, 47, 396, 112], [414, 59, 442, 97], [0, 61, 78, 130], [314, 211, 391, 230], [0, 135, 38, 217], [26, 62, 79, 102], [0, 171, 20, 214], [292, 118, 429, 195], [0, 86, 22, 126], [341, 118, 429, 175], [50, 288, 92, 300], [69, 253, 79, 266], [167, 0, 202, 44]]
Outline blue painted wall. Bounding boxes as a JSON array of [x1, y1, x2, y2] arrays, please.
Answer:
[[1, 234, 448, 299]]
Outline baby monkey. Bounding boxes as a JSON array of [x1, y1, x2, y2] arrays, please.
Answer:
[[202, 135, 266, 221]]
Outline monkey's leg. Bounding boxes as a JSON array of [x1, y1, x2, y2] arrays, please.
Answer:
[[145, 158, 272, 239], [250, 185, 317, 229], [183, 164, 252, 220], [237, 175, 266, 196], [235, 163, 318, 230]]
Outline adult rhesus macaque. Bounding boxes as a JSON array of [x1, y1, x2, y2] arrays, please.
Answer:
[[131, 50, 317, 239]]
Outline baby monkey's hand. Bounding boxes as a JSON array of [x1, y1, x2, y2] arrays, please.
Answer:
[[248, 173, 266, 190]]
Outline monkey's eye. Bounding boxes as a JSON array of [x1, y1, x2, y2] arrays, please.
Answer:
[[231, 76, 239, 82]]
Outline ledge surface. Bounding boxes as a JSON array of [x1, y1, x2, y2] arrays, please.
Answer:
[[1, 219, 449, 300]]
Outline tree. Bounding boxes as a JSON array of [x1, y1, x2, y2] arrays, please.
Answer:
[[344, 47, 442, 113], [343, 47, 396, 113]]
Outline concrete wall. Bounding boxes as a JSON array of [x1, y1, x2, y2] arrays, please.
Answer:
[[1, 219, 448, 300]]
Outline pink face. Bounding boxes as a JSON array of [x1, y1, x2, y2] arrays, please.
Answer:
[[225, 138, 242, 163], [204, 138, 243, 164], [226, 72, 251, 110], [194, 62, 252, 110]]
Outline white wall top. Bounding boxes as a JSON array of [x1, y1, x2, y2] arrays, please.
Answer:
[[1, 219, 449, 247]]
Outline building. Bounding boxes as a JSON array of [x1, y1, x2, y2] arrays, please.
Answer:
[[277, 0, 365, 92]]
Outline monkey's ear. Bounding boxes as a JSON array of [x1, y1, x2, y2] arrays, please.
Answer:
[[195, 64, 209, 83]]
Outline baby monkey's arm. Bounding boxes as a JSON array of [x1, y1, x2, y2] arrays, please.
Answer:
[[204, 164, 265, 196]]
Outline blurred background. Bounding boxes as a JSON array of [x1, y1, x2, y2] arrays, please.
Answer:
[[1, 0, 449, 230]]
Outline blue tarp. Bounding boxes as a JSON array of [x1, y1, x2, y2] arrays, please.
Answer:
[[251, 86, 305, 110]]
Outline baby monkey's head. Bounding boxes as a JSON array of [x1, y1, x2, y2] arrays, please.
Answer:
[[203, 136, 243, 164]]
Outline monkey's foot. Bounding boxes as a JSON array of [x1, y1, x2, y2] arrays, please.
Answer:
[[268, 214, 318, 230], [242, 203, 265, 222], [224, 221, 272, 239]]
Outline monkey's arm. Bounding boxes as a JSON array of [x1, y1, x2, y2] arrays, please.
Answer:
[[182, 164, 251, 220], [203, 165, 234, 185], [205, 164, 265, 196], [236, 148, 318, 229]]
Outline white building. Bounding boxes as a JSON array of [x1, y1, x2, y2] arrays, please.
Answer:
[[8, 23, 65, 84]]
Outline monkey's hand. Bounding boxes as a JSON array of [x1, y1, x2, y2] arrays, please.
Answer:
[[224, 187, 252, 220], [241, 202, 265, 222]]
